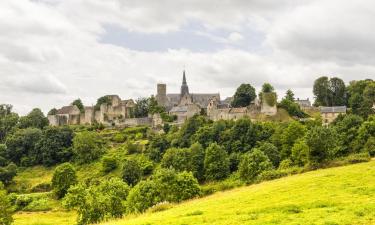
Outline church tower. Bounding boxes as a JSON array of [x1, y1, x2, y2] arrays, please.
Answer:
[[180, 70, 189, 97]]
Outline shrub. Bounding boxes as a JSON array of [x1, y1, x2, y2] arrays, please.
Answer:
[[126, 141, 141, 154], [228, 152, 242, 172], [64, 178, 130, 225], [73, 131, 105, 164], [0, 163, 17, 185], [278, 159, 293, 170], [204, 143, 230, 181], [161, 147, 191, 171], [291, 139, 309, 166], [136, 155, 154, 176], [364, 137, 375, 156], [344, 152, 371, 164], [51, 163, 77, 199], [258, 170, 288, 182], [147, 201, 173, 213], [0, 183, 14, 225], [258, 142, 280, 167], [101, 155, 118, 173], [30, 182, 52, 193], [23, 198, 52, 212], [112, 133, 126, 143], [239, 149, 273, 182], [305, 126, 338, 165], [14, 195, 33, 210], [126, 180, 162, 213], [122, 159, 142, 186]]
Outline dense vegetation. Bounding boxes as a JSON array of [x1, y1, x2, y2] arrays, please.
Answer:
[[0, 77, 374, 225]]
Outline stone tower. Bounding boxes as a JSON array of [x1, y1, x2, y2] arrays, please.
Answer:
[[156, 83, 167, 107], [180, 70, 189, 97]]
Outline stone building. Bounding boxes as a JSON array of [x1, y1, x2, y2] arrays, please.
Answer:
[[320, 106, 347, 125], [48, 95, 137, 126], [295, 98, 312, 110]]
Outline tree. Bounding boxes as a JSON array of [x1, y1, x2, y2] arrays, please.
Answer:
[[285, 89, 295, 101], [94, 96, 112, 110], [126, 180, 162, 213], [262, 83, 274, 93], [72, 99, 85, 113], [204, 143, 230, 181], [231, 84, 256, 107], [258, 142, 280, 167], [291, 139, 309, 166], [278, 99, 307, 118], [313, 76, 346, 106], [47, 108, 57, 115], [101, 155, 118, 173], [238, 148, 273, 182], [0, 163, 17, 185], [0, 183, 14, 225], [178, 115, 207, 147], [72, 131, 105, 164], [18, 108, 49, 129], [64, 178, 130, 225], [36, 126, 74, 166], [122, 158, 142, 186], [148, 96, 165, 115], [134, 98, 149, 118], [333, 114, 363, 155], [280, 121, 307, 159], [0, 104, 19, 143], [161, 147, 191, 172], [189, 142, 205, 181], [145, 134, 170, 162], [5, 128, 42, 165], [52, 163, 77, 199], [305, 126, 338, 165], [347, 80, 375, 118]]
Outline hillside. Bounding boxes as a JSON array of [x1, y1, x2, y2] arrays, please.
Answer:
[[99, 161, 375, 225]]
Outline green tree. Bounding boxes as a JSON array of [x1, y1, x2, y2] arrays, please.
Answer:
[[72, 99, 85, 113], [333, 114, 363, 155], [285, 89, 295, 101], [0, 163, 17, 185], [313, 76, 346, 106], [189, 142, 205, 181], [18, 108, 49, 129], [0, 183, 14, 225], [204, 143, 230, 181], [231, 84, 257, 107], [94, 96, 112, 110], [291, 139, 309, 166], [72, 131, 105, 164], [239, 148, 273, 182], [101, 155, 118, 173], [313, 76, 330, 106], [52, 163, 77, 199], [36, 126, 74, 166], [122, 158, 142, 186], [134, 98, 149, 118], [146, 134, 170, 162], [64, 178, 130, 225], [178, 115, 207, 147], [258, 142, 280, 167], [5, 128, 42, 165], [0, 104, 19, 143], [47, 108, 57, 115], [262, 83, 275, 93], [126, 180, 161, 213], [305, 126, 338, 165], [280, 121, 306, 159]]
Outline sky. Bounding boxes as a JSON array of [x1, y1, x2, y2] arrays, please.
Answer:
[[0, 0, 374, 115]]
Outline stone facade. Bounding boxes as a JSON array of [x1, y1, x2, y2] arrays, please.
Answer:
[[295, 98, 312, 110]]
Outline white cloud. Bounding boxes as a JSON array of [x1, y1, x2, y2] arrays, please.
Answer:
[[0, 0, 374, 115]]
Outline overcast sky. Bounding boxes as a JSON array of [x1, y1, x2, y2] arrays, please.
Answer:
[[0, 0, 374, 115]]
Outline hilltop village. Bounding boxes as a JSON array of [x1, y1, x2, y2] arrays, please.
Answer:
[[47, 71, 346, 127]]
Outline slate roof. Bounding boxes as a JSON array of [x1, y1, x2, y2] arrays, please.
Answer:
[[320, 106, 347, 113], [229, 107, 248, 113], [166, 93, 220, 108], [170, 105, 188, 113]]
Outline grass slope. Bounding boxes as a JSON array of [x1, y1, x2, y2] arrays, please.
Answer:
[[101, 161, 375, 225]]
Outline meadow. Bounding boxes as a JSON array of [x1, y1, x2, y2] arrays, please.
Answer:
[[13, 160, 375, 225]]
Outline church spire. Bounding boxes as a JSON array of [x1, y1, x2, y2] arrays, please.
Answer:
[[180, 70, 189, 97]]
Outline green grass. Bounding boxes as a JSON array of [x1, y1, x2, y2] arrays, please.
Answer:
[[99, 160, 375, 225], [14, 211, 76, 225]]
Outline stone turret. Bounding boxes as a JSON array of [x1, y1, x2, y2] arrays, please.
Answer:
[[156, 83, 167, 107]]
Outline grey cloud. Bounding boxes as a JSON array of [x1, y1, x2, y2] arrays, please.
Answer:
[[5, 75, 67, 94]]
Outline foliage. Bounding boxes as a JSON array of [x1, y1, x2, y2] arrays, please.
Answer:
[[347, 79, 375, 118], [178, 115, 207, 147], [231, 83, 256, 107], [52, 163, 78, 199], [261, 83, 275, 93], [0, 163, 17, 185], [126, 180, 161, 213], [47, 108, 57, 116], [332, 114, 363, 155], [258, 142, 280, 167], [122, 158, 142, 186], [204, 143, 230, 181], [5, 128, 42, 165], [72, 131, 105, 164], [0, 183, 14, 225], [0, 104, 19, 143], [146, 134, 170, 162], [101, 155, 118, 173], [313, 76, 346, 106], [18, 108, 49, 129], [285, 89, 295, 101], [133, 98, 149, 118], [94, 96, 112, 111], [278, 97, 307, 118], [36, 126, 74, 166], [291, 139, 309, 166], [72, 99, 85, 113], [280, 121, 306, 159], [238, 149, 273, 182], [305, 126, 338, 165], [260, 92, 277, 107], [364, 137, 375, 156], [64, 178, 130, 225]]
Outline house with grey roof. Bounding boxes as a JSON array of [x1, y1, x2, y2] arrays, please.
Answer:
[[320, 106, 347, 125]]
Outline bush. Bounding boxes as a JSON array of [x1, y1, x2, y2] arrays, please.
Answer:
[[258, 142, 280, 167], [14, 195, 33, 210], [101, 155, 118, 173], [238, 149, 273, 182], [344, 152, 371, 164], [73, 131, 105, 164], [147, 201, 173, 213], [112, 133, 126, 143], [122, 159, 142, 186], [305, 126, 338, 165], [228, 152, 242, 172], [126, 141, 141, 154], [64, 178, 130, 225], [204, 143, 230, 181], [135, 155, 154, 176], [0, 163, 17, 185], [126, 180, 162, 213], [161, 147, 191, 172], [51, 163, 77, 199], [291, 139, 309, 166], [278, 159, 293, 170], [30, 182, 52, 193], [258, 170, 288, 182], [364, 137, 375, 156], [0, 183, 14, 225], [23, 198, 52, 212]]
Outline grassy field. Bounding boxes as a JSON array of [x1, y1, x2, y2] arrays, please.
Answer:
[[99, 160, 375, 225], [12, 160, 375, 225]]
